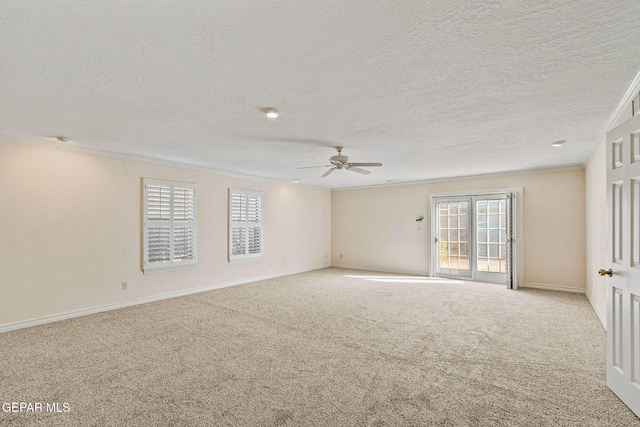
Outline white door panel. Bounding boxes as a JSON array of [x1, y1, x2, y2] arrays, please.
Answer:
[[606, 114, 640, 417]]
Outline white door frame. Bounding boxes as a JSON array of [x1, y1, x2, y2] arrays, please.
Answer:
[[429, 188, 523, 289]]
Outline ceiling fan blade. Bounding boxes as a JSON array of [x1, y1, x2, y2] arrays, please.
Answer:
[[321, 167, 336, 177], [348, 162, 382, 167], [348, 166, 371, 175], [296, 165, 332, 169]]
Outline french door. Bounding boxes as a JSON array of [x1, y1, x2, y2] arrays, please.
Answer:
[[475, 195, 511, 284], [431, 190, 520, 288], [605, 113, 640, 417], [435, 197, 472, 279]]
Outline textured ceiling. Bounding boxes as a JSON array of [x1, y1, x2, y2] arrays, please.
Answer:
[[2, 1, 640, 189]]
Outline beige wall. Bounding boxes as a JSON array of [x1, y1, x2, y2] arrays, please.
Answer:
[[584, 137, 607, 325], [0, 138, 599, 329], [332, 168, 586, 289], [0, 141, 331, 328]]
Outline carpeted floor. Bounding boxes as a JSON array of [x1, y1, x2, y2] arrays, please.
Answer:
[[1, 267, 638, 426]]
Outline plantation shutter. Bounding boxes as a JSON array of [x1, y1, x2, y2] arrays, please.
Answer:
[[229, 189, 263, 261], [247, 193, 262, 255], [173, 186, 196, 263], [146, 183, 171, 265], [143, 179, 197, 273], [230, 192, 247, 256]]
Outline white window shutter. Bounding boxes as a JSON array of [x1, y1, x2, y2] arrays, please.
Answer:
[[147, 226, 171, 263], [143, 179, 197, 273], [147, 184, 171, 221], [230, 226, 246, 256], [247, 226, 261, 255], [173, 186, 196, 264], [145, 182, 171, 268], [229, 189, 263, 261]]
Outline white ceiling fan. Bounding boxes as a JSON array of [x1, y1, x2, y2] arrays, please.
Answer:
[[297, 146, 383, 177]]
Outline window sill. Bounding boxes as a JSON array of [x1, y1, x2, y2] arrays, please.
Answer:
[[228, 256, 263, 264], [142, 263, 197, 274]]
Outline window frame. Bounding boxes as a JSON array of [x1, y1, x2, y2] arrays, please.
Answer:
[[429, 187, 523, 288], [228, 188, 263, 262], [142, 178, 197, 274]]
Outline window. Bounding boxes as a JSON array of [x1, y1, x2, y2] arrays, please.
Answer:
[[143, 179, 196, 273], [229, 188, 263, 261]]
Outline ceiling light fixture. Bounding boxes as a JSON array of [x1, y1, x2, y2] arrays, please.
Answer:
[[551, 140, 566, 147], [55, 136, 70, 142], [263, 108, 279, 119], [292, 179, 300, 183]]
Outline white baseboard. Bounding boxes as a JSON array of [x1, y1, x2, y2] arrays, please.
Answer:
[[0, 266, 327, 334], [585, 291, 607, 331], [331, 263, 429, 277], [523, 282, 586, 294]]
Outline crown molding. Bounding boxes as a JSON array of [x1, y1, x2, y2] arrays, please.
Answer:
[[589, 66, 640, 156], [331, 164, 585, 192], [0, 135, 329, 192]]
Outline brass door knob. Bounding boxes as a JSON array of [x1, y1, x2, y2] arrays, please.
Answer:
[[598, 269, 613, 277]]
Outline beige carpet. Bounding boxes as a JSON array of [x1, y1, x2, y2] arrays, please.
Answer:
[[1, 267, 638, 426]]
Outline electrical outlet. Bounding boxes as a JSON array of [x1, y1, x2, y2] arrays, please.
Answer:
[[339, 254, 343, 259], [122, 282, 128, 290]]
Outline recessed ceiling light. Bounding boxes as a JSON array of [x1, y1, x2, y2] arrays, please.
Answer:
[[54, 136, 70, 142], [263, 108, 279, 119], [551, 140, 566, 147], [292, 179, 300, 183]]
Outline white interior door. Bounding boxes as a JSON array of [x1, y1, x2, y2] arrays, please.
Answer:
[[605, 113, 640, 417]]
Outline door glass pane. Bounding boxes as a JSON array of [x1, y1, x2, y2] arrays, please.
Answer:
[[476, 199, 507, 273], [438, 201, 470, 271], [477, 200, 486, 215], [460, 244, 469, 270], [489, 244, 499, 257], [478, 244, 487, 257]]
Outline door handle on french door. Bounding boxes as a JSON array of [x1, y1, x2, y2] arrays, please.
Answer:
[[599, 268, 613, 277]]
